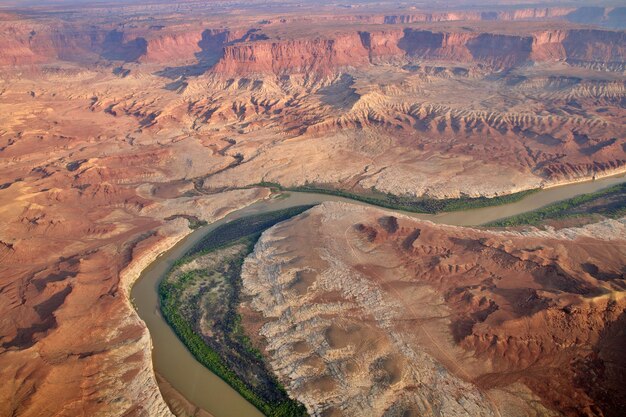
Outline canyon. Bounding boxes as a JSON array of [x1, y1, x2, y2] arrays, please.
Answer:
[[0, 1, 624, 416]]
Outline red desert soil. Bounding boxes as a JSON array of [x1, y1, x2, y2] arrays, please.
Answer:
[[242, 202, 626, 417], [0, 0, 624, 416]]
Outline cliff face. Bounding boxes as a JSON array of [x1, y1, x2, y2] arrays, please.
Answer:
[[562, 29, 626, 66], [210, 28, 625, 76], [0, 23, 99, 65], [382, 6, 626, 27], [397, 29, 533, 68], [143, 28, 250, 64], [142, 30, 203, 63], [2, 6, 624, 72], [358, 30, 404, 61], [381, 7, 576, 24], [214, 33, 371, 76], [0, 20, 237, 66]]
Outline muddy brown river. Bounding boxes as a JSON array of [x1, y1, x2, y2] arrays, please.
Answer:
[[131, 173, 625, 417]]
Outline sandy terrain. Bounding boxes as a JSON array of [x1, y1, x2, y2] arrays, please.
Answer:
[[0, 0, 624, 416]]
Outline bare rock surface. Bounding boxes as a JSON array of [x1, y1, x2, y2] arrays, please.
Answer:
[[242, 202, 626, 417], [0, 1, 624, 415]]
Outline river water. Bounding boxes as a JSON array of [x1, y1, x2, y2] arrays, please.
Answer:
[[131, 173, 625, 417]]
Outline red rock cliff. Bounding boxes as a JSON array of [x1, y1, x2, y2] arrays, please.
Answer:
[[213, 33, 371, 76]]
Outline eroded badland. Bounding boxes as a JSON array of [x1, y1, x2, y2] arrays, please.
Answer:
[[0, 1, 624, 416]]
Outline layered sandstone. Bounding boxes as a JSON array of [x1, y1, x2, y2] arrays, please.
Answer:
[[0, 2, 624, 416], [2, 7, 625, 72], [211, 27, 626, 76]]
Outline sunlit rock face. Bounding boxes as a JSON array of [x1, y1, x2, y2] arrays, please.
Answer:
[[0, 0, 624, 416]]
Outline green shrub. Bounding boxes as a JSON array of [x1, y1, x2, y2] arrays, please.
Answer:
[[252, 182, 538, 214], [486, 183, 626, 227], [159, 207, 312, 417]]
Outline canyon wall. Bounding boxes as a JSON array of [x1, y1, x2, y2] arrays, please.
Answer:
[[2, 7, 624, 73], [0, 20, 239, 66], [211, 28, 625, 76], [213, 34, 371, 76], [1, 3, 624, 417]]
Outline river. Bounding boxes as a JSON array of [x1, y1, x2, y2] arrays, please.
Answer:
[[131, 173, 625, 417]]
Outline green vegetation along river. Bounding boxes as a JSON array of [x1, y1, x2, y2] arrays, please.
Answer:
[[159, 207, 312, 417], [486, 182, 626, 227], [131, 172, 625, 417]]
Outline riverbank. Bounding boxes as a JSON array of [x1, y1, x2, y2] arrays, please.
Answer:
[[249, 168, 626, 216], [159, 207, 311, 417], [539, 165, 626, 191], [485, 182, 626, 227], [252, 182, 540, 214], [132, 171, 626, 417]]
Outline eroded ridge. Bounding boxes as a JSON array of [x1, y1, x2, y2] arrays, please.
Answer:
[[1, 1, 625, 415], [242, 202, 626, 417]]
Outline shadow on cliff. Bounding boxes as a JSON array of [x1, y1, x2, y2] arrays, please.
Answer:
[[397, 29, 444, 57], [101, 30, 148, 62], [396, 28, 533, 69], [565, 7, 626, 29], [155, 29, 229, 80], [155, 28, 268, 84]]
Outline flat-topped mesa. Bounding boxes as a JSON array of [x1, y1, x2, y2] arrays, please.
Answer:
[[141, 28, 249, 64], [382, 7, 573, 24], [2, 2, 625, 71], [0, 19, 239, 67], [382, 6, 625, 26], [561, 29, 626, 68], [529, 28, 626, 65], [212, 33, 371, 77], [395, 29, 534, 68], [208, 27, 626, 76]]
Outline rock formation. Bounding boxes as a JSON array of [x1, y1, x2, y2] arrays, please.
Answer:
[[242, 202, 626, 417], [0, 0, 624, 415]]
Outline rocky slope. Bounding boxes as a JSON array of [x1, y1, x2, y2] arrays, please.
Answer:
[[2, 4, 625, 70], [0, 1, 624, 416], [241, 202, 626, 417], [213, 27, 626, 76], [0, 57, 271, 415]]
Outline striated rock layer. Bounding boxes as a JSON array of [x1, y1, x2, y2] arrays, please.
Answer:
[[214, 28, 626, 76], [242, 202, 626, 417], [0, 1, 625, 416], [3, 20, 624, 73]]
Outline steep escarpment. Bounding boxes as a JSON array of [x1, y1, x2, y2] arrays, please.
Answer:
[[0, 3, 624, 417], [143, 28, 250, 65], [213, 33, 371, 76], [382, 6, 626, 28], [562, 29, 626, 68], [0, 18, 239, 67], [396, 29, 534, 68], [2, 11, 624, 74], [211, 27, 625, 76], [241, 202, 626, 417], [382, 7, 575, 24]]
